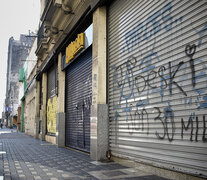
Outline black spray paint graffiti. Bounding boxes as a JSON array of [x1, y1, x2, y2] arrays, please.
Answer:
[[203, 116, 207, 142], [168, 61, 186, 96], [181, 115, 207, 142], [185, 44, 196, 87], [128, 101, 149, 135], [128, 105, 176, 142], [134, 60, 187, 97], [112, 43, 207, 142], [114, 56, 137, 122], [127, 106, 207, 142], [154, 106, 175, 142], [134, 43, 205, 99]]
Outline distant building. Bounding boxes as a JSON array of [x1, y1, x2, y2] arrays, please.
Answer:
[[4, 33, 35, 128]]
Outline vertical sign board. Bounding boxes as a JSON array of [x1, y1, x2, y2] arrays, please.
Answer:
[[108, 0, 207, 177]]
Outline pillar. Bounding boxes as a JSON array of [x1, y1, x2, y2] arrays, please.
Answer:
[[35, 81, 40, 138], [90, 6, 108, 161], [56, 52, 66, 147], [41, 72, 47, 141]]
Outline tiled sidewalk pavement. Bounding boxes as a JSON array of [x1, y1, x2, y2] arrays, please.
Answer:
[[0, 129, 168, 180]]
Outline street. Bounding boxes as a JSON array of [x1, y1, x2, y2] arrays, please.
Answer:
[[0, 128, 168, 180]]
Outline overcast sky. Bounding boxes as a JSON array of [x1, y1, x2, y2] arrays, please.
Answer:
[[0, 0, 40, 116]]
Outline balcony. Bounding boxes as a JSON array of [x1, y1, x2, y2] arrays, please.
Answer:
[[36, 0, 92, 58], [35, 22, 48, 57], [40, 0, 52, 22]]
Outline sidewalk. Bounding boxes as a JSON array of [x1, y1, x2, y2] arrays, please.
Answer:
[[0, 128, 168, 180]]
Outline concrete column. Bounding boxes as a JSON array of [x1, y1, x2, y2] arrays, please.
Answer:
[[34, 80, 40, 138], [41, 72, 47, 141], [57, 52, 65, 113], [56, 113, 65, 147], [35, 116, 40, 139], [56, 52, 66, 147], [90, 6, 108, 161]]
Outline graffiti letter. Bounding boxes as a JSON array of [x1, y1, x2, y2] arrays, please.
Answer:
[[203, 116, 207, 142], [164, 105, 175, 142], [115, 64, 124, 88], [136, 23, 143, 44], [154, 107, 166, 139], [158, 66, 168, 89], [135, 75, 146, 93], [185, 44, 196, 87], [142, 108, 149, 134], [126, 56, 137, 74], [147, 70, 157, 89], [195, 116, 198, 142], [162, 2, 173, 31], [169, 61, 187, 96], [181, 115, 194, 141]]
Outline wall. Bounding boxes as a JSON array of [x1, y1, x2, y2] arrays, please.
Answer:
[[25, 80, 36, 136], [27, 38, 37, 79], [23, 37, 38, 136]]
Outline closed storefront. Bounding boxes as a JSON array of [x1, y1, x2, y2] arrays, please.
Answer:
[[64, 25, 93, 152], [47, 63, 58, 134], [108, 0, 207, 177], [65, 46, 92, 152]]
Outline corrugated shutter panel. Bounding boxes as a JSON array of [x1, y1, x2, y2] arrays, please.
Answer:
[[108, 0, 207, 177], [65, 47, 92, 152], [47, 64, 57, 98]]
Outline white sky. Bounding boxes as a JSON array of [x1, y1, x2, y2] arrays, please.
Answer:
[[0, 0, 40, 116]]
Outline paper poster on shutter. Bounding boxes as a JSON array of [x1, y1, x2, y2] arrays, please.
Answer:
[[47, 96, 57, 134]]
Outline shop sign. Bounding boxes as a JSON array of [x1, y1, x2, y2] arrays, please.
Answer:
[[65, 33, 85, 63]]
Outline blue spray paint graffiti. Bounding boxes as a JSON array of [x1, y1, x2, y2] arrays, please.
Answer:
[[191, 22, 207, 48], [111, 2, 207, 143], [123, 2, 183, 53], [112, 43, 207, 142]]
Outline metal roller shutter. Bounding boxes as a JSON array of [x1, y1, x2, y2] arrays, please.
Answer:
[[47, 64, 58, 134], [108, 0, 207, 177], [47, 64, 57, 98], [65, 47, 92, 152]]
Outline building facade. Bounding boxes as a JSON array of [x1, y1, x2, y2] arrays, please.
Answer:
[[24, 0, 207, 179], [18, 38, 38, 135], [5, 34, 35, 127]]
